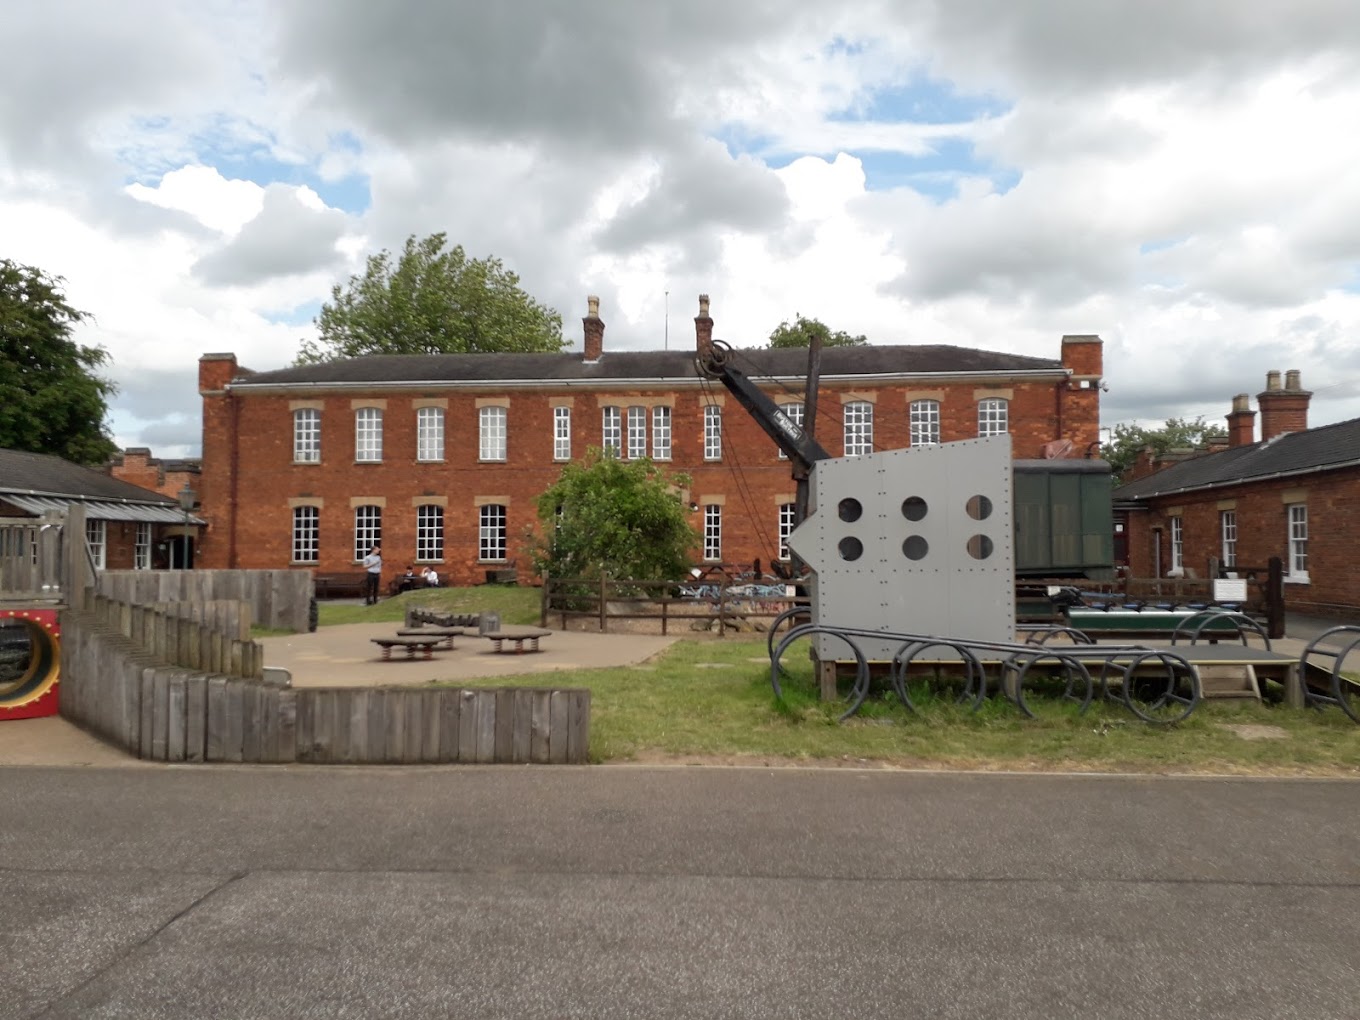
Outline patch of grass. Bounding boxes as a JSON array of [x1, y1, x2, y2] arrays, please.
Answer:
[[318, 585, 542, 628], [435, 633, 1360, 773], [250, 625, 295, 639]]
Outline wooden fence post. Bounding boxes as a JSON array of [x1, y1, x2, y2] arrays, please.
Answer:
[[599, 571, 608, 633], [1266, 556, 1285, 639]]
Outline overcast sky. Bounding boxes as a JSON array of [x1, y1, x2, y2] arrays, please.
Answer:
[[4, 0, 1359, 457]]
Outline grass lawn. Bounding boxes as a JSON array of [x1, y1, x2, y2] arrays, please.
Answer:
[[322, 586, 1360, 774]]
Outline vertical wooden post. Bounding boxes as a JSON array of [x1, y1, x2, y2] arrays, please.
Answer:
[[540, 570, 549, 627], [1266, 556, 1285, 639], [599, 571, 608, 633]]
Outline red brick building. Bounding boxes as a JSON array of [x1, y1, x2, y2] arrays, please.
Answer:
[[196, 296, 1104, 586], [1114, 370, 1360, 615], [0, 448, 196, 571]]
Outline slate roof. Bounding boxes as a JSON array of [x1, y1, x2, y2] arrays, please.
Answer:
[[1113, 417, 1360, 501], [232, 344, 1065, 388], [0, 448, 176, 505]]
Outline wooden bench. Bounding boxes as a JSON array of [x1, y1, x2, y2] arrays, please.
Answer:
[[314, 572, 368, 599], [395, 627, 464, 650], [482, 628, 553, 654], [370, 636, 444, 660]]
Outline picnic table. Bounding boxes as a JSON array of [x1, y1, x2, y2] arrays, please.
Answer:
[[482, 627, 553, 654], [370, 636, 444, 660]]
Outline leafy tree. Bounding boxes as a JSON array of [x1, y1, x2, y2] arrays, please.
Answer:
[[530, 451, 695, 584], [1102, 417, 1228, 481], [767, 314, 867, 349], [0, 260, 117, 465], [296, 232, 565, 363]]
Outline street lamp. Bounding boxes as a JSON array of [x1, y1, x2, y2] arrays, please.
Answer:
[[176, 481, 196, 570]]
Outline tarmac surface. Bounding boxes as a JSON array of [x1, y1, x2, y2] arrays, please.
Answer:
[[1, 766, 1357, 1019]]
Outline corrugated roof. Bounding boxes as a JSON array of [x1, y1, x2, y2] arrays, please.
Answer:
[[1113, 417, 1360, 500], [0, 448, 186, 511], [232, 344, 1065, 388], [2, 494, 203, 524]]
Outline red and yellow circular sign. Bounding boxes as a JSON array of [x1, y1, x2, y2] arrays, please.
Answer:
[[0, 608, 60, 720]]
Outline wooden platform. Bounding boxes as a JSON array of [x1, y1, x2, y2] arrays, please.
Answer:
[[396, 627, 464, 649], [370, 636, 443, 661]]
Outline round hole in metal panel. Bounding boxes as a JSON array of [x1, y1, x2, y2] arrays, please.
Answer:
[[901, 496, 928, 522], [838, 536, 863, 561], [967, 534, 994, 560], [966, 494, 993, 521], [838, 498, 862, 523], [902, 535, 929, 561]]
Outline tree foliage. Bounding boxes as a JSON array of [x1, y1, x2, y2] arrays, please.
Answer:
[[1102, 416, 1228, 481], [530, 451, 696, 584], [0, 260, 117, 465], [767, 314, 867, 349], [296, 233, 565, 363]]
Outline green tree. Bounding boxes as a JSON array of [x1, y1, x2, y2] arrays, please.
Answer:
[[0, 260, 117, 465], [1102, 417, 1229, 481], [530, 451, 695, 584], [767, 314, 867, 349], [296, 233, 565, 363]]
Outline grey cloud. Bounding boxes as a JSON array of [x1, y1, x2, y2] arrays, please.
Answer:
[[594, 142, 789, 253], [910, 0, 1360, 96], [193, 185, 349, 286], [274, 0, 809, 152]]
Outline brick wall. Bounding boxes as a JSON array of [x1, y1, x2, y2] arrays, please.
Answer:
[[1122, 467, 1360, 614]]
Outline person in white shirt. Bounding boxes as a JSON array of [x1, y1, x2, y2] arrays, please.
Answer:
[[361, 544, 382, 605], [422, 566, 440, 587]]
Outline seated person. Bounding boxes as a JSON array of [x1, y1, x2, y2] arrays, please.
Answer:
[[421, 566, 440, 587], [395, 565, 420, 593]]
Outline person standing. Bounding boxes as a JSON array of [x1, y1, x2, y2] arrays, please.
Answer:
[[362, 544, 382, 605]]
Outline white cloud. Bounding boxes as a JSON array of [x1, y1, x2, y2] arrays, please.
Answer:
[[1, 0, 1358, 458]]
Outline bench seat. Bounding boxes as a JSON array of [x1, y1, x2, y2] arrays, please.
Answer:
[[370, 636, 443, 660], [481, 628, 553, 654]]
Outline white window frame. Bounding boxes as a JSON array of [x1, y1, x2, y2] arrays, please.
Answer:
[[553, 406, 571, 461], [1220, 510, 1237, 569], [601, 406, 622, 457], [777, 403, 804, 460], [85, 518, 106, 571], [1287, 504, 1309, 581], [353, 505, 383, 563], [479, 504, 507, 562], [844, 401, 873, 456], [1170, 516, 1183, 573], [910, 399, 940, 446], [292, 506, 319, 564], [978, 398, 1009, 437], [416, 504, 444, 562], [651, 406, 671, 461], [703, 504, 721, 562], [778, 503, 797, 561], [134, 522, 152, 570], [416, 407, 445, 462], [293, 408, 321, 463], [479, 406, 507, 462], [355, 407, 383, 463], [704, 405, 722, 461], [627, 406, 647, 460]]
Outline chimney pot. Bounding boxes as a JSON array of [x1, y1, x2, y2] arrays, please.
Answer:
[[694, 293, 714, 359], [1265, 369, 1282, 391], [1285, 369, 1302, 391], [582, 295, 605, 362], [1227, 393, 1256, 447]]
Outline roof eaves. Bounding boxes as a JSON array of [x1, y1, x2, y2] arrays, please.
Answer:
[[1118, 456, 1360, 500]]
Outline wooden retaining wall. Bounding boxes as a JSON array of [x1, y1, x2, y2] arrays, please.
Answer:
[[97, 569, 312, 633], [59, 609, 590, 764]]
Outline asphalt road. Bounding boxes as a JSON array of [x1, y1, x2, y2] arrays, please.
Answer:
[[2, 766, 1357, 1019]]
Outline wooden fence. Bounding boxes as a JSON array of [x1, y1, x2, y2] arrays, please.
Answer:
[[541, 574, 806, 635], [0, 515, 64, 603], [97, 569, 312, 632], [59, 603, 590, 764]]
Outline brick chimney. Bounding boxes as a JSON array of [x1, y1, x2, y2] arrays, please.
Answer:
[[1257, 368, 1310, 442], [694, 294, 713, 361], [1226, 393, 1256, 447], [582, 295, 604, 362]]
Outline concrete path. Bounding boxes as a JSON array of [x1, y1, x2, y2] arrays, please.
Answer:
[[1, 767, 1356, 1019]]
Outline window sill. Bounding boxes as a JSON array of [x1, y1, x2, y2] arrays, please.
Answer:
[[479, 459, 508, 464], [292, 459, 321, 466], [353, 460, 383, 465], [416, 458, 445, 465], [1285, 575, 1311, 585]]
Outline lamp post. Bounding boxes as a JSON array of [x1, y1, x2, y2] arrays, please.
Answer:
[[176, 482, 196, 570]]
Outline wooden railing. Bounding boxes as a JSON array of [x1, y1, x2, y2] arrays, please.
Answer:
[[541, 573, 808, 635]]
